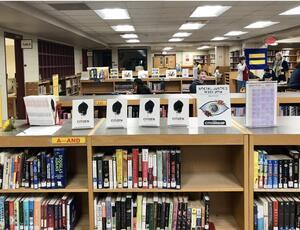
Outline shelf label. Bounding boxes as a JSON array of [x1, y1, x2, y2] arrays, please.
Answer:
[[52, 136, 86, 144]]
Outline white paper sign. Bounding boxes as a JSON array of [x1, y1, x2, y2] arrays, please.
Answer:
[[197, 85, 231, 127], [122, 70, 133, 79], [106, 99, 127, 128], [72, 99, 94, 129], [167, 98, 189, 126], [181, 69, 189, 78], [152, 68, 160, 78], [166, 69, 177, 78], [138, 70, 148, 79], [246, 81, 277, 127], [139, 98, 160, 127], [110, 68, 119, 78]]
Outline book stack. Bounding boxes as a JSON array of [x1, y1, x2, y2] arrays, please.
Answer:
[[127, 106, 139, 118], [0, 193, 77, 230], [231, 107, 246, 117], [280, 105, 300, 116], [254, 193, 300, 230], [0, 148, 67, 190], [254, 149, 299, 189], [94, 193, 210, 230], [92, 148, 181, 190]]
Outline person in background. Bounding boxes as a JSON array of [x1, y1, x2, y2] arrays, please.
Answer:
[[189, 72, 204, 93], [199, 70, 208, 80], [273, 52, 289, 82], [288, 63, 300, 90], [262, 67, 277, 81], [236, 56, 247, 92], [133, 78, 152, 94], [213, 66, 222, 83]]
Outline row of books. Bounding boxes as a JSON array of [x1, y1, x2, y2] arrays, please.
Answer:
[[92, 148, 181, 190], [279, 105, 300, 116], [231, 107, 246, 117], [254, 149, 299, 189], [148, 82, 165, 91], [115, 83, 133, 93], [254, 193, 300, 230], [0, 148, 67, 190], [94, 193, 210, 230], [0, 193, 77, 230]]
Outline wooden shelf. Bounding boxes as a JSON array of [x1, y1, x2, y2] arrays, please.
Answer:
[[0, 174, 88, 193], [211, 215, 239, 230], [94, 172, 243, 193]]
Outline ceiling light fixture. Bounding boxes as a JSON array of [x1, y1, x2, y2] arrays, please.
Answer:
[[126, 39, 140, 43], [190, 5, 231, 17], [179, 22, 205, 30], [245, 21, 279, 29], [197, 46, 211, 50], [120, 34, 138, 39], [211, 36, 228, 41], [111, 25, 135, 32], [224, 31, 248, 36], [173, 32, 192, 37], [163, 47, 173, 51], [169, 38, 184, 42], [95, 8, 130, 20], [280, 6, 300, 15]]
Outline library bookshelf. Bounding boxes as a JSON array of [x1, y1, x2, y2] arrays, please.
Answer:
[[1, 118, 249, 230], [235, 116, 300, 230]]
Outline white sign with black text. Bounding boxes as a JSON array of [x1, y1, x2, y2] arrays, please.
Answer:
[[197, 85, 231, 127], [72, 99, 94, 129], [167, 98, 189, 126], [106, 99, 127, 128], [139, 98, 160, 127]]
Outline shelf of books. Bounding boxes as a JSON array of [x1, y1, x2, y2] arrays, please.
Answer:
[[240, 116, 300, 230], [0, 120, 91, 229], [230, 50, 242, 71], [90, 118, 249, 230]]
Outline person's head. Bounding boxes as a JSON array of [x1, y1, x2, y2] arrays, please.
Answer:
[[133, 78, 144, 92], [264, 67, 270, 73], [215, 66, 220, 70], [275, 52, 282, 61], [239, 56, 246, 64]]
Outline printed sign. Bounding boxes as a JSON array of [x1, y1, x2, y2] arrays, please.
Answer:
[[110, 68, 119, 78], [167, 98, 189, 126], [181, 69, 189, 78], [139, 98, 160, 127], [21, 39, 32, 49], [246, 81, 277, 127], [72, 99, 94, 129], [152, 68, 160, 78], [122, 70, 133, 79], [106, 99, 127, 128], [197, 85, 231, 127], [52, 74, 59, 97], [52, 137, 86, 144], [138, 70, 149, 79], [166, 69, 177, 78]]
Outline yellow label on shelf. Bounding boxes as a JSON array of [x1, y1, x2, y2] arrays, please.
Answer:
[[51, 137, 86, 144], [249, 53, 266, 59], [52, 74, 59, 97], [249, 60, 266, 65]]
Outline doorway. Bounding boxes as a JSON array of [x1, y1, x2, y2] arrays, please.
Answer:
[[4, 32, 25, 119]]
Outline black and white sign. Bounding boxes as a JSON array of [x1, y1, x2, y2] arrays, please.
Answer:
[[21, 39, 32, 49], [106, 99, 127, 128], [197, 85, 231, 127], [122, 70, 133, 79], [72, 99, 94, 129], [167, 98, 189, 126], [139, 98, 160, 127]]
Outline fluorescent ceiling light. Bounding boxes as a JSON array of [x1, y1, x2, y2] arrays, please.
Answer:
[[111, 25, 135, 32], [126, 39, 140, 43], [224, 31, 248, 36], [163, 47, 173, 51], [169, 38, 184, 42], [211, 36, 228, 41], [162, 51, 167, 55], [245, 21, 279, 29], [197, 46, 211, 50], [190, 5, 231, 17], [277, 37, 300, 43], [95, 8, 130, 20], [173, 32, 192, 37], [280, 6, 300, 15], [179, 22, 205, 30], [120, 34, 138, 39]]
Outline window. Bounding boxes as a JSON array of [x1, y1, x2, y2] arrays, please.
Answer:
[[118, 48, 147, 71]]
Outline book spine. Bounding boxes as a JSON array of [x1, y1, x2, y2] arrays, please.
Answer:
[[103, 160, 110, 188], [138, 153, 143, 188], [148, 153, 153, 189], [170, 150, 176, 189], [167, 150, 171, 189], [172, 200, 178, 230], [267, 159, 273, 189], [50, 156, 55, 188], [289, 159, 294, 188], [116, 149, 123, 189], [258, 151, 264, 188], [97, 156, 103, 189], [112, 155, 117, 189], [278, 160, 283, 189], [132, 149, 139, 188], [253, 151, 259, 189], [272, 160, 278, 189], [127, 155, 133, 189], [93, 156, 98, 189], [163, 151, 168, 188], [283, 160, 289, 188], [142, 149, 149, 188], [294, 157, 299, 188], [109, 159, 114, 189], [123, 150, 128, 188], [176, 149, 181, 189], [263, 153, 268, 188], [40, 153, 47, 188], [196, 208, 202, 230], [33, 159, 39, 189], [152, 153, 157, 189], [157, 150, 163, 189]]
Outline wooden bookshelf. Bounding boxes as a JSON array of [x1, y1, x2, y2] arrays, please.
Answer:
[[230, 50, 242, 71]]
